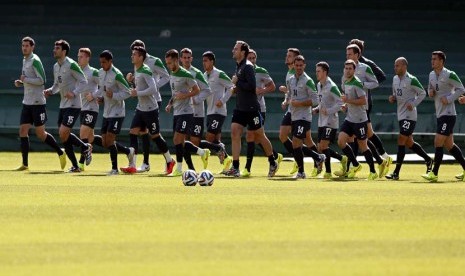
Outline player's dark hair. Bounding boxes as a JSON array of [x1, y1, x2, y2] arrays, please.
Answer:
[[316, 61, 330, 73], [22, 36, 35, 47], [55, 39, 70, 56], [349, 39, 365, 53], [294, 55, 305, 63], [130, 39, 145, 50], [79, 48, 91, 57], [236, 40, 250, 56], [202, 51, 216, 64], [344, 59, 356, 69], [432, 51, 446, 62], [346, 44, 361, 57], [133, 46, 147, 61], [287, 48, 301, 56], [165, 49, 179, 59], [99, 50, 113, 60]]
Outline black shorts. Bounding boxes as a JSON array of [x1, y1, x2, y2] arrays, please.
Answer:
[[231, 109, 262, 131], [173, 114, 193, 134], [101, 117, 124, 134], [399, 119, 416, 136], [281, 111, 292, 126], [340, 120, 368, 140], [291, 120, 311, 140], [130, 109, 160, 135], [318, 126, 337, 143], [80, 110, 99, 129], [20, 104, 47, 126], [191, 117, 205, 138], [436, 115, 456, 136], [206, 114, 226, 135], [58, 108, 80, 128]]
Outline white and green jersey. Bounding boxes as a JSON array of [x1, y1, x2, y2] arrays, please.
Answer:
[[81, 64, 99, 112], [186, 65, 212, 118], [169, 67, 197, 116], [145, 54, 169, 102], [317, 77, 342, 129], [287, 72, 318, 122], [428, 67, 465, 118], [134, 63, 158, 112], [204, 67, 234, 116], [392, 72, 426, 121], [255, 64, 273, 113], [21, 53, 46, 105], [341, 62, 378, 94], [98, 65, 130, 118], [49, 56, 87, 109], [284, 67, 296, 112], [343, 76, 367, 123]]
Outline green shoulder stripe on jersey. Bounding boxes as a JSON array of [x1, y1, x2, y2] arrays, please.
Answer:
[[154, 58, 167, 70], [195, 71, 208, 85], [305, 78, 317, 91], [345, 77, 364, 89], [137, 64, 153, 76], [330, 85, 342, 97], [219, 71, 232, 82], [70, 61, 84, 75], [410, 76, 424, 90], [449, 71, 463, 84], [365, 66, 375, 76], [32, 57, 46, 82], [172, 67, 194, 79], [255, 66, 269, 75], [112, 67, 129, 88], [92, 68, 99, 77]]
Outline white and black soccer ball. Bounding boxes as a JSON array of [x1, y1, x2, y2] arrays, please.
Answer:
[[182, 169, 198, 186], [198, 170, 214, 186]]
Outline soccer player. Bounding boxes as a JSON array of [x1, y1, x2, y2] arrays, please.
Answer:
[[202, 50, 235, 173], [287, 55, 325, 179], [127, 40, 175, 174], [14, 36, 66, 171], [44, 39, 92, 173], [279, 48, 321, 175], [76, 47, 101, 171], [314, 61, 346, 178], [422, 51, 465, 182], [164, 49, 205, 176], [336, 60, 378, 180], [120, 46, 165, 174], [348, 38, 389, 160], [344, 44, 389, 177], [385, 57, 433, 180], [97, 50, 135, 175], [241, 49, 282, 177], [225, 40, 278, 177]]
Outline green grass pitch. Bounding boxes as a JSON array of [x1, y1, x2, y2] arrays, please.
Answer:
[[0, 151, 464, 275]]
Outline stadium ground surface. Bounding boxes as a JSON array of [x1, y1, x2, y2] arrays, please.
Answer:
[[0, 152, 464, 275]]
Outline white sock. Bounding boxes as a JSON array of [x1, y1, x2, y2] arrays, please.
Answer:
[[176, 163, 182, 172], [131, 155, 137, 167], [197, 148, 205, 156], [164, 152, 172, 162], [382, 153, 389, 159]]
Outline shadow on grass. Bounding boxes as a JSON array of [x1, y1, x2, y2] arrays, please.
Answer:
[[27, 171, 65, 175]]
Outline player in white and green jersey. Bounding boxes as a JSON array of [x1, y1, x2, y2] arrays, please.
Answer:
[[96, 50, 134, 175], [385, 57, 432, 180], [422, 51, 465, 182], [345, 44, 390, 177], [286, 55, 325, 179], [76, 48, 101, 170], [336, 60, 377, 180], [14, 36, 65, 171], [202, 51, 234, 173], [44, 39, 92, 173], [240, 49, 281, 177], [314, 61, 345, 178], [128, 40, 174, 174], [165, 49, 207, 176]]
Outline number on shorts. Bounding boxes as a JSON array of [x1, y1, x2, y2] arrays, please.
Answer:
[[151, 123, 157, 132], [297, 126, 304, 135], [253, 116, 260, 125], [113, 120, 118, 130], [402, 120, 410, 129], [359, 127, 365, 136], [181, 120, 186, 130], [85, 114, 94, 124], [325, 128, 332, 136], [441, 123, 447, 131], [194, 125, 201, 135], [211, 120, 219, 129], [67, 116, 74, 125], [40, 112, 46, 122]]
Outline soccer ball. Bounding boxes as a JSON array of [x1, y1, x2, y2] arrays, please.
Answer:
[[182, 169, 198, 186], [198, 170, 214, 186]]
